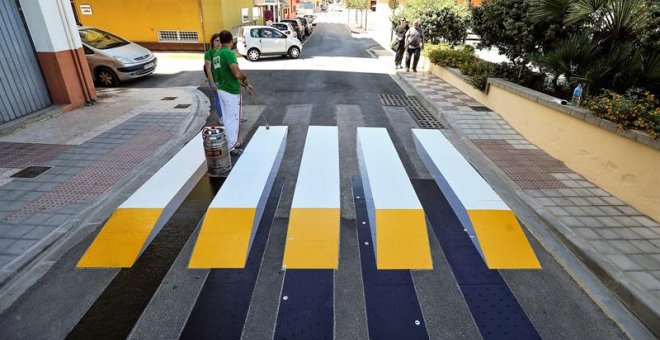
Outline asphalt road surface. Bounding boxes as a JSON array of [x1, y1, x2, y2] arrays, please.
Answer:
[[0, 22, 627, 340]]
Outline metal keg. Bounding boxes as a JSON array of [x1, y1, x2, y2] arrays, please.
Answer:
[[202, 125, 231, 176]]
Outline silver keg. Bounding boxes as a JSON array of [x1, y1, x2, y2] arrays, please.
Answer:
[[202, 125, 231, 176]]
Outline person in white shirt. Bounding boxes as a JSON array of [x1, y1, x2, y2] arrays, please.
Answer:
[[404, 19, 425, 72]]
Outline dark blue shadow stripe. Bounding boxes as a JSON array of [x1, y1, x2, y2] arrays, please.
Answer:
[[180, 177, 285, 340], [412, 179, 540, 340], [353, 178, 429, 340], [274, 270, 334, 340]]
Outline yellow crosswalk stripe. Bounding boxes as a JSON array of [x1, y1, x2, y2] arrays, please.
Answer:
[[413, 129, 540, 269]]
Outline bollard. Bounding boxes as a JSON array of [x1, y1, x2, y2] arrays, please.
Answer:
[[202, 125, 231, 176]]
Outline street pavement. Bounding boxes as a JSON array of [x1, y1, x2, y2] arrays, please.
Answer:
[[0, 16, 656, 339]]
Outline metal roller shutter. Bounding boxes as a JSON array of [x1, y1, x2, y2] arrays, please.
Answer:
[[0, 0, 52, 124]]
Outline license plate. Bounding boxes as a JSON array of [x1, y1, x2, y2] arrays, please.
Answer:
[[144, 62, 155, 69]]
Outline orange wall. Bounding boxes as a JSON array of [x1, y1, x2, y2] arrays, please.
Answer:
[[72, 0, 203, 43]]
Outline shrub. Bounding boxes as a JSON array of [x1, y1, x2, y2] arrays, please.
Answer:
[[424, 44, 474, 68], [459, 59, 497, 90], [492, 63, 546, 93], [586, 89, 660, 138]]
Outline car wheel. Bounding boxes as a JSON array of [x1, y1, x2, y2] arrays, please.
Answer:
[[247, 48, 261, 61], [288, 46, 301, 59], [96, 67, 119, 87]]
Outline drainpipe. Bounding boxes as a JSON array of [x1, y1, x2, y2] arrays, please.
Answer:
[[55, 0, 93, 104], [197, 0, 207, 51]]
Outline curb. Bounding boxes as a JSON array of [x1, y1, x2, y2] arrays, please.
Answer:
[[394, 71, 656, 338], [0, 88, 209, 314]]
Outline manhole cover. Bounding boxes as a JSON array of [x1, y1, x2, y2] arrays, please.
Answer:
[[162, 97, 178, 101], [11, 166, 52, 179], [174, 104, 191, 109]]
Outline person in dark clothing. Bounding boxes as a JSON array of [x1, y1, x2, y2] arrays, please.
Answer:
[[405, 19, 425, 72], [393, 19, 408, 69]]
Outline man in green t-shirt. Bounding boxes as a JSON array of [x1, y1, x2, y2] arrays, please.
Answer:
[[214, 30, 254, 154], [204, 33, 222, 119]]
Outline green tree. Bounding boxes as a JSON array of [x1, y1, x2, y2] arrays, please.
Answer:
[[346, 0, 367, 9], [530, 0, 658, 94], [419, 8, 468, 46], [390, 0, 465, 27], [471, 0, 569, 67]]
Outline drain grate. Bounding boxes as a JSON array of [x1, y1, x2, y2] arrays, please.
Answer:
[[380, 94, 443, 129], [11, 166, 52, 178], [406, 106, 444, 129], [161, 97, 178, 101], [470, 106, 491, 112], [174, 104, 191, 109], [380, 94, 424, 107]]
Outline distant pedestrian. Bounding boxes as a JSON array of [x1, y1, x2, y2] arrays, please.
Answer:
[[205, 33, 222, 120], [404, 19, 425, 73], [214, 30, 254, 155], [393, 18, 408, 69], [264, 8, 274, 25]]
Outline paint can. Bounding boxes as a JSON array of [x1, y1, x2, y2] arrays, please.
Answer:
[[202, 125, 231, 176]]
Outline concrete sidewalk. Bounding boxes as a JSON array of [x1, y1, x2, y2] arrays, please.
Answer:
[[396, 70, 660, 337], [0, 87, 209, 308]]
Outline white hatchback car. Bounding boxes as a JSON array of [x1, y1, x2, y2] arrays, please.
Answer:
[[237, 26, 302, 61]]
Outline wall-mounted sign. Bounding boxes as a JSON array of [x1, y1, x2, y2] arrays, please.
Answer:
[[80, 4, 92, 15], [253, 0, 277, 5]]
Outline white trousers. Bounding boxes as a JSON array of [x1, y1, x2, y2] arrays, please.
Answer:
[[217, 90, 241, 149]]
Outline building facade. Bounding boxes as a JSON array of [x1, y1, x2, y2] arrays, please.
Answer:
[[1, 0, 95, 125], [71, 0, 265, 51]]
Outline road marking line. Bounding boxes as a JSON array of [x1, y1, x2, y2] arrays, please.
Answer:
[[283, 126, 340, 269], [77, 132, 206, 268], [357, 127, 433, 270], [413, 129, 540, 269], [189, 126, 287, 268]]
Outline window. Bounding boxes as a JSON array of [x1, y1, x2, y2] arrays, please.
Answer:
[[252, 7, 260, 20], [250, 29, 260, 38], [158, 30, 199, 43], [78, 28, 128, 49], [241, 8, 249, 23]]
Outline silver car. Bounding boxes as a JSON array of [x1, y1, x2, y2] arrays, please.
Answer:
[[78, 26, 157, 86]]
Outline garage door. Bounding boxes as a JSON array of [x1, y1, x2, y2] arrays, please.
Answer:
[[0, 0, 52, 124]]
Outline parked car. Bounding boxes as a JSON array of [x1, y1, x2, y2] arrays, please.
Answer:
[[304, 14, 317, 26], [78, 26, 157, 87], [281, 19, 305, 40], [237, 26, 302, 61], [297, 17, 312, 36], [271, 22, 297, 39]]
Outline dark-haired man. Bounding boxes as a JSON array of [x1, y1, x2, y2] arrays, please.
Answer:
[[213, 30, 254, 154], [393, 18, 408, 69]]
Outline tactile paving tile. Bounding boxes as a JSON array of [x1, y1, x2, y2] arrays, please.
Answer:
[[472, 139, 571, 189], [6, 125, 173, 221], [0, 142, 71, 168]]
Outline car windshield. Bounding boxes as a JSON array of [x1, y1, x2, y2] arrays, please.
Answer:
[[79, 28, 129, 49]]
